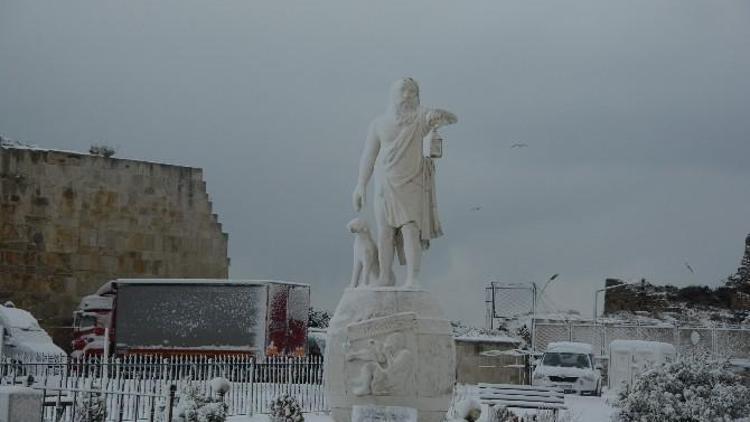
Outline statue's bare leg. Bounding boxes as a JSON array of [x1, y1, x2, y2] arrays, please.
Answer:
[[350, 258, 362, 288], [375, 203, 396, 287], [401, 222, 421, 288]]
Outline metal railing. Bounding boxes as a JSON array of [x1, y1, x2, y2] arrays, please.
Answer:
[[0, 354, 326, 420]]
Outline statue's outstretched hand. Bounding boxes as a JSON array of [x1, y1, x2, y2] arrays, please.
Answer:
[[353, 184, 366, 212]]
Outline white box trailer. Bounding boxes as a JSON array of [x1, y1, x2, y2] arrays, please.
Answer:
[[608, 340, 676, 392], [72, 279, 310, 358]]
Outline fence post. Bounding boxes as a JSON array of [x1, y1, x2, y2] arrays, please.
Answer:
[[166, 384, 177, 422], [712, 326, 718, 357], [249, 357, 255, 416], [568, 322, 573, 342], [635, 321, 641, 339]]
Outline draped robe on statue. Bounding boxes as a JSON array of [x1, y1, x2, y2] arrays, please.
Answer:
[[374, 108, 443, 263]]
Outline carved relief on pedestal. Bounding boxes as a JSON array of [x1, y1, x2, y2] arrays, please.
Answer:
[[345, 312, 418, 398]]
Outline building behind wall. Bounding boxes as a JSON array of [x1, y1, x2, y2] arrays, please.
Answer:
[[0, 145, 229, 348]]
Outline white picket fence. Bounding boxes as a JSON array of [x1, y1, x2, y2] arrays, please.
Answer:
[[0, 354, 326, 421]]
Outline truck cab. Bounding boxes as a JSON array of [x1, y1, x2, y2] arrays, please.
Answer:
[[70, 284, 114, 358]]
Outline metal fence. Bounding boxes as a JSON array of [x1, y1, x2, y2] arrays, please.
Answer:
[[486, 282, 536, 330], [533, 321, 750, 358], [0, 354, 326, 421]]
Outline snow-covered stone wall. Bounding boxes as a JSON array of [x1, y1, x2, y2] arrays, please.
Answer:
[[0, 146, 229, 346]]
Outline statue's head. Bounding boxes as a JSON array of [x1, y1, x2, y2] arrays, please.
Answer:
[[389, 77, 420, 112], [347, 217, 369, 234]]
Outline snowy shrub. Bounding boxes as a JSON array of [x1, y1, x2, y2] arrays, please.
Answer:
[[174, 382, 228, 422], [73, 391, 106, 422], [616, 356, 750, 421], [269, 393, 304, 422], [488, 406, 516, 421], [449, 398, 482, 421], [308, 307, 331, 329], [488, 406, 576, 422], [89, 144, 116, 158]]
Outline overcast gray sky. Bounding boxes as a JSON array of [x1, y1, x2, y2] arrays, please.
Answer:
[[2, 0, 749, 326]]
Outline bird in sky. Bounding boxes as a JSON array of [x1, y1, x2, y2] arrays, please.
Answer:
[[510, 143, 528, 148], [685, 261, 695, 274], [470, 206, 482, 212]]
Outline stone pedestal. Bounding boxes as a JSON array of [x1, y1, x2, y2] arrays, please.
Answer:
[[324, 287, 455, 422], [0, 386, 42, 422]]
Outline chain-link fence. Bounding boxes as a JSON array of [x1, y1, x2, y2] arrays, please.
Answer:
[[485, 282, 536, 330], [534, 321, 750, 359]]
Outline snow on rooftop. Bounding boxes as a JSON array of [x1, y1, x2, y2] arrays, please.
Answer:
[[1, 136, 201, 170], [79, 294, 113, 311], [455, 334, 521, 344], [0, 304, 42, 330], [112, 278, 310, 287], [547, 341, 593, 354]]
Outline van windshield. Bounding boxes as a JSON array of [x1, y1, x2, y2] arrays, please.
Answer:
[[542, 352, 591, 369]]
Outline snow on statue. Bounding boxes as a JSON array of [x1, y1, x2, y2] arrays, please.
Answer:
[[326, 78, 458, 422], [353, 77, 457, 288]]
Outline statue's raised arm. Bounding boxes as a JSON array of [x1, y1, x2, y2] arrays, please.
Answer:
[[426, 108, 457, 129]]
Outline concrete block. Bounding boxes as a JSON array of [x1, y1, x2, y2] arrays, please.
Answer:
[[0, 386, 42, 422]]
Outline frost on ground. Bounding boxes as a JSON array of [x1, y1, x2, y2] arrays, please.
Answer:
[[227, 415, 331, 422], [484, 394, 614, 422], [225, 395, 613, 422]]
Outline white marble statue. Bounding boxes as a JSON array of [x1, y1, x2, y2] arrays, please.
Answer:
[[347, 217, 379, 288], [353, 78, 457, 288]]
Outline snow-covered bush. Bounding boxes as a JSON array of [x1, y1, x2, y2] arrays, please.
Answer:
[[174, 382, 228, 422], [616, 357, 750, 421], [269, 393, 304, 422], [73, 391, 106, 422], [448, 398, 482, 421], [487, 407, 576, 422], [89, 144, 116, 158], [308, 307, 331, 329]]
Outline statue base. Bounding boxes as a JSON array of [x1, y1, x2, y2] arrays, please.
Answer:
[[324, 287, 456, 422]]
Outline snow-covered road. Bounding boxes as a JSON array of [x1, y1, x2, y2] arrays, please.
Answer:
[[564, 394, 616, 422]]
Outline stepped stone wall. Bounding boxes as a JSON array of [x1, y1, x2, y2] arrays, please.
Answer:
[[0, 146, 229, 347]]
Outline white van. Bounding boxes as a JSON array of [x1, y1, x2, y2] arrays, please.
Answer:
[[0, 302, 66, 360], [608, 340, 676, 392], [532, 342, 602, 395]]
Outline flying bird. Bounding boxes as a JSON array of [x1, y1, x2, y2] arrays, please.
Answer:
[[685, 262, 695, 274], [510, 143, 528, 149], [470, 206, 482, 212]]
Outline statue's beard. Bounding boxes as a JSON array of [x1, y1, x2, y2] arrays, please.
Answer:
[[390, 97, 419, 126]]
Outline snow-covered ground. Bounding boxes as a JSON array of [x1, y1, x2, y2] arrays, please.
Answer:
[[227, 393, 616, 422], [561, 394, 616, 422], [486, 393, 615, 422], [228, 414, 332, 422]]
